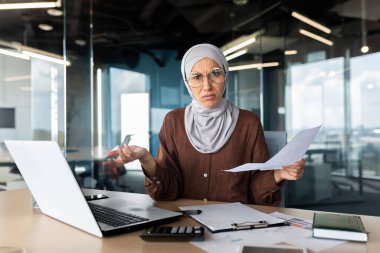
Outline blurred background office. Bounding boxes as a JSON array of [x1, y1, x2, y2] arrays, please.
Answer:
[[1, 0, 380, 216]]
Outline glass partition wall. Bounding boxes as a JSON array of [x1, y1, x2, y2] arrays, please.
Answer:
[[0, 1, 66, 190], [0, 0, 94, 189], [280, 2, 380, 216], [2, 0, 380, 216]]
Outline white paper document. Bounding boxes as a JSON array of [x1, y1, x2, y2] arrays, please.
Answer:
[[189, 210, 345, 253], [225, 125, 321, 172]]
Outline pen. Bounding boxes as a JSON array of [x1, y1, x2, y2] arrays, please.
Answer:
[[231, 221, 289, 231], [178, 210, 202, 215], [231, 221, 268, 230]]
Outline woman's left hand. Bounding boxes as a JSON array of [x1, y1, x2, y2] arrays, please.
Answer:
[[274, 159, 305, 184]]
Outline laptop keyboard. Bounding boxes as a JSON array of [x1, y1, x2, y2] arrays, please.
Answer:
[[88, 202, 149, 227]]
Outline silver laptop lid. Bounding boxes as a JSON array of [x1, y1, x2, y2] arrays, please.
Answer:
[[5, 140, 103, 237]]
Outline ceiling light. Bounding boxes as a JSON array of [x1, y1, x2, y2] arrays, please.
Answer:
[[0, 48, 30, 60], [0, 1, 60, 10], [291, 11, 331, 34], [0, 38, 70, 66], [221, 30, 263, 56], [47, 8, 63, 16], [284, 50, 298, 55], [223, 37, 256, 56], [278, 107, 286, 114], [38, 24, 53, 31], [229, 62, 279, 71], [233, 0, 249, 6], [361, 46, 369, 53], [75, 39, 87, 46], [20, 86, 32, 92], [225, 49, 247, 61], [4, 75, 31, 82], [22, 51, 70, 66], [299, 29, 333, 46], [360, 0, 368, 55]]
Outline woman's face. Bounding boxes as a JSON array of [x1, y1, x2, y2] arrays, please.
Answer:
[[188, 58, 225, 108]]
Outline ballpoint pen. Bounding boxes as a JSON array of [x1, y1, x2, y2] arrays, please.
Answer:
[[178, 210, 202, 215], [231, 221, 289, 231], [231, 221, 268, 230]]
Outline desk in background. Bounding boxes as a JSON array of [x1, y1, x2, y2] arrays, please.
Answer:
[[1, 188, 379, 253]]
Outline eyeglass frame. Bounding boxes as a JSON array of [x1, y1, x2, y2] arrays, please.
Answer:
[[186, 67, 226, 88]]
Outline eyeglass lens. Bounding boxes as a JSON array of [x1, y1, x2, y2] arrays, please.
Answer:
[[188, 68, 224, 87]]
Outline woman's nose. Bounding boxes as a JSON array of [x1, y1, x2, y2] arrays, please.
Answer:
[[202, 76, 213, 90]]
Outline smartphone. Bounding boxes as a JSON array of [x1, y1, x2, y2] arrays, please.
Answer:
[[240, 245, 307, 253], [85, 194, 109, 201]]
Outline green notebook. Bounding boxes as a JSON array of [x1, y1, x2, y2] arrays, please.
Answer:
[[312, 212, 368, 242]]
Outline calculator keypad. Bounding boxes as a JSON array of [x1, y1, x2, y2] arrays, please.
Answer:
[[140, 226, 205, 241]]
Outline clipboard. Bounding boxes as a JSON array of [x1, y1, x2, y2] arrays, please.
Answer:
[[179, 202, 288, 233]]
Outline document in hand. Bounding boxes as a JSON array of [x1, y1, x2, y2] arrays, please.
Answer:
[[225, 125, 321, 172], [179, 202, 287, 233], [312, 212, 368, 242]]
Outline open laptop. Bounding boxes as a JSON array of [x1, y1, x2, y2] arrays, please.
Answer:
[[5, 140, 181, 237]]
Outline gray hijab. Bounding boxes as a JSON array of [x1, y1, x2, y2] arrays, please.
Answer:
[[181, 43, 239, 153]]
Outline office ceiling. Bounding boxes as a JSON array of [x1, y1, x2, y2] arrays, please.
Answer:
[[1, 0, 380, 67]]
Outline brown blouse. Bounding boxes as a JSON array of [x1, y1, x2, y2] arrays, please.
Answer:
[[144, 108, 282, 206]]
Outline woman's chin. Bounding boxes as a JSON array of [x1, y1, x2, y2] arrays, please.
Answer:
[[201, 102, 217, 108]]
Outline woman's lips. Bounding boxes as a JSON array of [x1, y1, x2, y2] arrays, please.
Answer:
[[202, 94, 215, 101]]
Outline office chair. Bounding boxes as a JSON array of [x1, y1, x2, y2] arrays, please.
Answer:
[[264, 131, 287, 207]]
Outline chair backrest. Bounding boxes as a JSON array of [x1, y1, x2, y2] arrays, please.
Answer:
[[264, 131, 287, 207]]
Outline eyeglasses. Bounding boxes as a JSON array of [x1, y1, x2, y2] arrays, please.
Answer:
[[187, 67, 225, 88]]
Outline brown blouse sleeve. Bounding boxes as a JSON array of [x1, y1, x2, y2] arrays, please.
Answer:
[[249, 123, 283, 206], [144, 113, 184, 200]]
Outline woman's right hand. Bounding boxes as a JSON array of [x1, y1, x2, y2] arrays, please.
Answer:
[[103, 144, 149, 179]]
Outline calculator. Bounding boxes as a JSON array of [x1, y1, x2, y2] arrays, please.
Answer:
[[140, 226, 205, 241]]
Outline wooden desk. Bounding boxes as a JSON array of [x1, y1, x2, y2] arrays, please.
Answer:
[[1, 189, 379, 253]]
